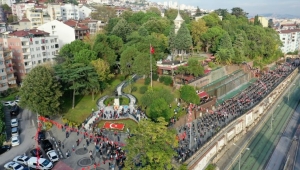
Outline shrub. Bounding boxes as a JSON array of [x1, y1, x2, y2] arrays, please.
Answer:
[[139, 86, 148, 94], [163, 76, 173, 86], [132, 86, 137, 92], [208, 61, 216, 68], [119, 75, 126, 81], [159, 76, 165, 83], [152, 73, 159, 81], [144, 77, 151, 85]]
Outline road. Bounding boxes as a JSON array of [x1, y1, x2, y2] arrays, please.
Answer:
[[283, 125, 300, 170], [231, 84, 300, 170], [0, 108, 37, 167]]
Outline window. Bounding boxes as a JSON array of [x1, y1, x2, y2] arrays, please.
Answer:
[[52, 25, 56, 29], [0, 61, 3, 65], [31, 48, 34, 51], [35, 41, 39, 44], [2, 76, 6, 80], [1, 69, 4, 72]]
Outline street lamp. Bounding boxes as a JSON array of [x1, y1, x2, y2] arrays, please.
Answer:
[[233, 143, 250, 170]]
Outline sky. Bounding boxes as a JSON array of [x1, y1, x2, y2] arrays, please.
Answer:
[[151, 0, 300, 17]]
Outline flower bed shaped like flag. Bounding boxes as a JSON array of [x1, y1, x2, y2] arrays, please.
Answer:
[[103, 122, 125, 130]]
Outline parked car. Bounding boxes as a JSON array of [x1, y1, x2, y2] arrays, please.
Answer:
[[13, 155, 30, 166], [3, 101, 15, 107], [30, 148, 43, 158], [38, 131, 46, 143], [14, 100, 19, 105], [11, 118, 18, 127], [27, 157, 53, 170], [0, 145, 11, 155], [11, 136, 20, 147], [46, 150, 59, 162], [11, 127, 19, 137], [4, 161, 24, 170], [40, 139, 53, 152], [10, 105, 20, 116]]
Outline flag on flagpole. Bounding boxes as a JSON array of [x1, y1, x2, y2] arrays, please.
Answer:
[[150, 45, 155, 54]]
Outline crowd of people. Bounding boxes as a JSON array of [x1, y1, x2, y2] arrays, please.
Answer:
[[175, 59, 299, 162]]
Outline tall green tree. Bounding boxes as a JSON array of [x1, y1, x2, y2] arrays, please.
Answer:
[[58, 40, 90, 62], [232, 33, 245, 64], [132, 52, 156, 76], [187, 58, 204, 77], [201, 26, 225, 53], [201, 13, 221, 28], [124, 117, 177, 170], [180, 85, 199, 104], [149, 98, 172, 121], [74, 49, 97, 65], [175, 23, 192, 54], [19, 66, 62, 116], [55, 63, 96, 109], [191, 19, 208, 52], [120, 46, 139, 75], [214, 9, 229, 17], [195, 6, 202, 16], [111, 18, 132, 42], [231, 7, 248, 18], [168, 25, 176, 57]]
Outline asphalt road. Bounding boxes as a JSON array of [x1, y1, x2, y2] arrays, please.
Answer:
[[0, 108, 37, 167]]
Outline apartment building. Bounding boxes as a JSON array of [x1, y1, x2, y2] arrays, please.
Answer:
[[47, 3, 62, 21], [79, 5, 96, 19], [80, 18, 97, 34], [26, 8, 44, 28], [258, 16, 268, 28], [12, 3, 35, 20], [64, 19, 90, 40], [37, 20, 75, 46], [279, 29, 300, 54], [61, 4, 80, 21], [0, 29, 59, 81], [0, 47, 17, 92]]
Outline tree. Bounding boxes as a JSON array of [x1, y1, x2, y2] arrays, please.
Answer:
[[105, 18, 120, 33], [191, 19, 208, 52], [1, 4, 11, 11], [81, 67, 100, 101], [7, 15, 18, 23], [55, 63, 96, 109], [168, 25, 176, 57], [111, 18, 132, 42], [231, 7, 248, 18], [214, 9, 229, 17], [187, 58, 204, 77], [232, 33, 245, 64], [254, 15, 262, 26], [149, 98, 172, 121], [175, 23, 192, 54], [132, 52, 156, 76], [19, 66, 62, 116], [90, 6, 116, 23], [215, 48, 232, 64], [74, 49, 97, 65], [120, 46, 139, 75], [180, 85, 199, 104], [195, 6, 202, 16], [140, 88, 174, 107], [138, 26, 149, 36], [58, 40, 90, 62], [201, 13, 221, 28], [201, 26, 225, 53], [124, 117, 177, 170], [165, 9, 191, 24], [91, 58, 113, 82], [146, 7, 161, 16]]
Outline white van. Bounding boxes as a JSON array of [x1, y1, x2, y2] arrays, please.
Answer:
[[27, 157, 53, 169]]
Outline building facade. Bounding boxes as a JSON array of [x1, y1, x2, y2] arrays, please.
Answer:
[[0, 47, 17, 91], [79, 5, 95, 19], [61, 4, 80, 21], [26, 8, 44, 28], [37, 20, 75, 46], [258, 16, 268, 27], [279, 29, 300, 54], [0, 29, 59, 81], [47, 3, 62, 21], [63, 19, 89, 40], [12, 3, 35, 20]]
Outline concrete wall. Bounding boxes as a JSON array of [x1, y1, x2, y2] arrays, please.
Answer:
[[185, 68, 298, 170]]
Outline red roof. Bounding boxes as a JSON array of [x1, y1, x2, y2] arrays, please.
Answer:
[[9, 29, 49, 37], [19, 18, 30, 22], [64, 19, 90, 30], [198, 91, 208, 98]]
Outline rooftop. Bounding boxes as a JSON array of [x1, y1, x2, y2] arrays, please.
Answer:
[[9, 29, 49, 37], [279, 29, 300, 34]]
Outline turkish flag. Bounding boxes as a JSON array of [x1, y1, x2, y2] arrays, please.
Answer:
[[103, 122, 125, 130], [150, 45, 155, 54]]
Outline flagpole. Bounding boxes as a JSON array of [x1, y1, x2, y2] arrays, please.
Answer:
[[150, 44, 153, 88]]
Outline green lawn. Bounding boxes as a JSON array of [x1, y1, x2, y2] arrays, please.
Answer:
[[104, 97, 130, 105], [62, 77, 122, 124], [123, 79, 180, 105], [0, 92, 19, 101], [97, 119, 138, 132]]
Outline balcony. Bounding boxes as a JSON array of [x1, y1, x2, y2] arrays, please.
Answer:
[[4, 56, 13, 60], [8, 77, 17, 81], [6, 68, 16, 74]]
